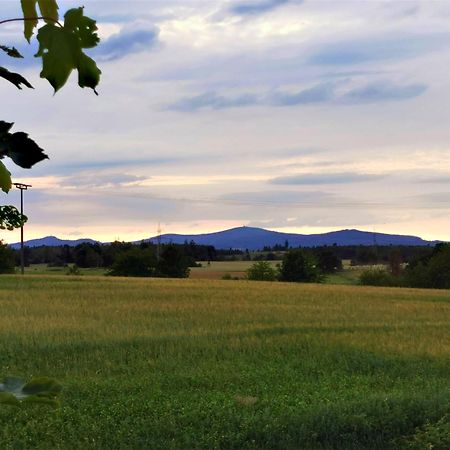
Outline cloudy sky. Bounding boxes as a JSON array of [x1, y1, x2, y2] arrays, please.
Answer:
[[1, 0, 450, 243]]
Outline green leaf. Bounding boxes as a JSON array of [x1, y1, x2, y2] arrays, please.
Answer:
[[0, 376, 61, 407], [22, 377, 62, 396], [77, 53, 101, 94], [0, 392, 20, 406], [0, 121, 48, 169], [0, 67, 34, 90], [0, 45, 23, 58], [0, 206, 27, 230], [35, 8, 101, 93], [37, 0, 59, 24], [0, 162, 12, 193], [64, 7, 99, 48], [35, 25, 75, 92], [0, 122, 13, 134], [20, 0, 38, 42]]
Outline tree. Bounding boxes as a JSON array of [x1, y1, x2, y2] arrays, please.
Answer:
[[0, 1, 101, 229], [405, 243, 450, 289], [108, 248, 157, 277], [0, 240, 15, 273], [73, 243, 103, 268], [156, 245, 190, 278], [279, 249, 322, 283], [246, 261, 277, 281], [316, 249, 343, 274]]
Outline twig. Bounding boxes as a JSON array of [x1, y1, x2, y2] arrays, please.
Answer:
[[0, 17, 63, 27]]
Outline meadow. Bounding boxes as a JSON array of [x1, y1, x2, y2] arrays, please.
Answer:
[[24, 260, 365, 284], [0, 275, 449, 449]]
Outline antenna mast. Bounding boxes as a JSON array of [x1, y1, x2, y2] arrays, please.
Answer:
[[156, 222, 162, 261]]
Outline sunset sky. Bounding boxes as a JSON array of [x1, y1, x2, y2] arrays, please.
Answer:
[[1, 0, 450, 243]]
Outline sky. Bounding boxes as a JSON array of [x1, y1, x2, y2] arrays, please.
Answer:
[[1, 0, 450, 243]]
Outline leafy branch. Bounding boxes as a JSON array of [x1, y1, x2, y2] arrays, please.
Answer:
[[0, 16, 63, 27], [0, 1, 101, 230]]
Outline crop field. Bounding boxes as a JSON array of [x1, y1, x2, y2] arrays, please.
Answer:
[[0, 275, 449, 449]]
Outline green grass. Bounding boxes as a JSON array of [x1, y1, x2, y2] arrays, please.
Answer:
[[23, 264, 107, 276], [23, 261, 371, 285], [0, 275, 449, 449]]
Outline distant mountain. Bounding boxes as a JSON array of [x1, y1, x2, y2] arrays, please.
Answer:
[[9, 236, 98, 249], [141, 226, 437, 250], [8, 227, 438, 250]]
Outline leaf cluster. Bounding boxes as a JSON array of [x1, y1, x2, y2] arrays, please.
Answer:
[[0, 1, 101, 230], [0, 121, 48, 193], [0, 206, 27, 230], [36, 7, 101, 94]]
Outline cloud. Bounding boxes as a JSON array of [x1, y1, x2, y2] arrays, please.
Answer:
[[219, 190, 335, 205], [270, 82, 335, 106], [230, 0, 290, 16], [168, 83, 335, 111], [93, 25, 159, 61], [168, 92, 259, 111], [308, 33, 448, 65], [61, 173, 146, 189], [270, 172, 385, 185], [33, 157, 186, 177], [168, 79, 426, 111], [418, 174, 450, 183], [343, 81, 427, 103]]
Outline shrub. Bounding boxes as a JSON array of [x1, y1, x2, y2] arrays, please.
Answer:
[[279, 249, 322, 283], [66, 264, 81, 276], [246, 261, 277, 281], [405, 243, 450, 289], [0, 240, 15, 274], [359, 268, 401, 287], [397, 415, 450, 449], [156, 245, 190, 278], [108, 248, 156, 277], [316, 249, 343, 273]]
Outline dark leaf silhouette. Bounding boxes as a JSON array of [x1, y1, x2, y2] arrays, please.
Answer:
[[0, 67, 33, 89]]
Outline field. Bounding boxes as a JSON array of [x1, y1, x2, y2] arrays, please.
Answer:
[[24, 260, 366, 284], [1, 275, 449, 449]]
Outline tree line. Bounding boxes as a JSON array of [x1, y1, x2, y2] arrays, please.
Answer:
[[0, 240, 217, 278]]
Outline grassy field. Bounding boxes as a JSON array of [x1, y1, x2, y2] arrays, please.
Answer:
[[25, 260, 365, 283], [0, 275, 449, 449]]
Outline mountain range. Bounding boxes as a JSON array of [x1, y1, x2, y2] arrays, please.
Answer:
[[8, 227, 438, 250]]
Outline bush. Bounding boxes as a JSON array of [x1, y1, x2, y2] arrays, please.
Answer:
[[221, 273, 239, 280], [405, 243, 450, 289], [246, 261, 277, 281], [156, 245, 190, 278], [316, 249, 343, 273], [397, 415, 450, 449], [66, 264, 81, 276], [0, 240, 15, 274], [359, 268, 401, 287], [108, 248, 156, 277], [279, 249, 322, 283]]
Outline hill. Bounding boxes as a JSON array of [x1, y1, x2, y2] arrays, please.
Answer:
[[9, 236, 98, 249], [8, 227, 437, 250], [142, 226, 436, 250]]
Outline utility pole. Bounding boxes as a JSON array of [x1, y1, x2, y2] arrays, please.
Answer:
[[13, 183, 32, 275]]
